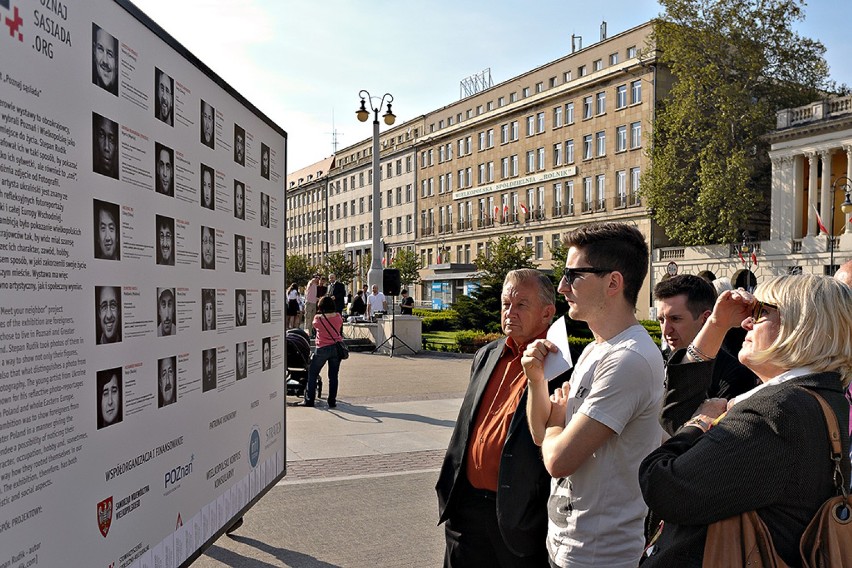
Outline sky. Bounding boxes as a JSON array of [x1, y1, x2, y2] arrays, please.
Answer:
[[130, 0, 852, 173]]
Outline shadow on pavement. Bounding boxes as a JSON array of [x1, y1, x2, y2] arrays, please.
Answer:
[[206, 535, 340, 567]]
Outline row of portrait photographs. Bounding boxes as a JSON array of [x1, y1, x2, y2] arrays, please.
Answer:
[[95, 286, 273, 345], [93, 24, 272, 179], [93, 199, 270, 272], [93, 114, 271, 227], [96, 338, 273, 430]]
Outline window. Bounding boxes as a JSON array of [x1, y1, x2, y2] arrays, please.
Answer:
[[458, 139, 464, 156], [593, 59, 603, 71], [537, 112, 545, 133], [476, 105, 483, 115], [584, 177, 593, 211], [448, 116, 454, 126], [630, 121, 642, 149], [511, 121, 519, 141], [554, 105, 563, 127], [439, 146, 445, 163], [511, 155, 518, 176], [396, 159, 402, 175], [501, 157, 509, 178], [537, 147, 545, 170], [631, 167, 641, 194], [359, 197, 365, 213], [522, 87, 530, 98], [406, 214, 413, 233], [563, 70, 572, 82], [631, 80, 642, 104], [583, 135, 592, 160], [478, 163, 486, 184], [501, 124, 509, 144], [566, 139, 574, 163], [439, 175, 445, 194], [386, 218, 392, 236], [487, 129, 494, 148], [386, 189, 393, 207], [487, 161, 494, 182], [549, 76, 558, 88], [395, 186, 402, 205], [616, 170, 627, 207], [498, 96, 505, 107], [465, 136, 472, 154], [405, 184, 412, 202], [446, 142, 453, 160], [510, 92, 518, 103], [526, 115, 535, 137], [396, 216, 402, 234], [428, 149, 434, 166], [429, 178, 434, 196], [527, 151, 535, 173], [478, 131, 485, 150], [627, 45, 637, 58], [554, 182, 563, 210], [438, 119, 445, 129], [567, 180, 575, 213], [596, 131, 606, 157], [596, 91, 606, 115], [583, 96, 593, 119], [446, 173, 452, 193], [554, 143, 563, 166], [421, 180, 427, 197], [487, 101, 494, 111], [609, 52, 619, 66], [536, 82, 543, 93], [566, 102, 574, 124], [616, 125, 627, 152], [578, 65, 587, 77], [595, 174, 606, 210], [535, 236, 544, 259], [616, 85, 627, 109]]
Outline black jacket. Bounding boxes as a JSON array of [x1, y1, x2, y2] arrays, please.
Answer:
[[436, 337, 569, 557], [640, 372, 851, 567], [329, 281, 346, 313]]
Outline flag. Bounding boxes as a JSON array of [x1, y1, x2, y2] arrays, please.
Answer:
[[813, 204, 829, 235], [737, 250, 745, 264], [751, 252, 758, 267], [503, 204, 509, 220], [493, 205, 499, 219], [519, 203, 529, 217], [381, 256, 386, 266]]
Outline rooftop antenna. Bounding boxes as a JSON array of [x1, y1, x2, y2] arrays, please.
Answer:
[[327, 109, 343, 154], [600, 21, 607, 41], [571, 34, 583, 53]]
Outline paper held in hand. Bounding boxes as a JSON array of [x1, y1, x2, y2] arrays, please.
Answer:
[[543, 315, 574, 380]]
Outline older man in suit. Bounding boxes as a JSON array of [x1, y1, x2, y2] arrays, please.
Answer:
[[437, 268, 566, 567]]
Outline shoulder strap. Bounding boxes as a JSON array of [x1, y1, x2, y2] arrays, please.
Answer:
[[799, 388, 846, 494], [317, 313, 342, 342]]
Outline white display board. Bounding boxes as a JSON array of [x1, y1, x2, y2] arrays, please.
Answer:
[[0, 1, 287, 566]]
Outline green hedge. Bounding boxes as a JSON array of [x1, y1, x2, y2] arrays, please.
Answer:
[[418, 309, 458, 332]]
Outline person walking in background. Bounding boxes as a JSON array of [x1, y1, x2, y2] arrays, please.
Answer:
[[437, 269, 568, 567], [639, 275, 852, 566], [304, 274, 320, 336], [286, 283, 300, 330], [303, 296, 344, 409]]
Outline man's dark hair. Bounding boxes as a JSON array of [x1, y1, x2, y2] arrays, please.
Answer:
[[653, 274, 717, 319], [562, 222, 648, 307]]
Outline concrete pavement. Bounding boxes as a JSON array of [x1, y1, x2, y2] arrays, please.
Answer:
[[192, 350, 473, 567]]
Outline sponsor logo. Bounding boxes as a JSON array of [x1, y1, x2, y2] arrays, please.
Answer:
[[164, 454, 194, 490], [3, 5, 23, 43], [248, 427, 260, 468], [266, 421, 282, 442], [97, 496, 113, 537]]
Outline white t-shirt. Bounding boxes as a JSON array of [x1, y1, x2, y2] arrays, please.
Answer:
[[548, 324, 664, 568], [366, 292, 386, 313]]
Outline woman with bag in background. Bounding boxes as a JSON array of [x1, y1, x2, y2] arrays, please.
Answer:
[[639, 274, 852, 567], [303, 296, 344, 408]]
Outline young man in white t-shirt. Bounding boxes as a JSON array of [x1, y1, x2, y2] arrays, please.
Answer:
[[523, 222, 664, 568]]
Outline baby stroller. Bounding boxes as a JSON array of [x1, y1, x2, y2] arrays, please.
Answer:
[[286, 328, 321, 399]]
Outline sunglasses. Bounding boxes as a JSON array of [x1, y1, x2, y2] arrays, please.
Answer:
[[751, 300, 779, 321], [561, 267, 614, 286]]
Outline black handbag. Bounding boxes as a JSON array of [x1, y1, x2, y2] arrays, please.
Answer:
[[319, 315, 348, 360]]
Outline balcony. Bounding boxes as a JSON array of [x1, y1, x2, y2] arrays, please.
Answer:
[[628, 192, 642, 206], [420, 226, 434, 237], [595, 198, 607, 212], [615, 193, 627, 208], [581, 200, 593, 213]]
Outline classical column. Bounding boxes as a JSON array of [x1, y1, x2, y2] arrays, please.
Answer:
[[819, 149, 833, 235], [793, 154, 804, 238], [806, 152, 818, 236], [845, 145, 852, 234]]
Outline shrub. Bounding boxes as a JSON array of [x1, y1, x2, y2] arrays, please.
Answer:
[[419, 309, 458, 332]]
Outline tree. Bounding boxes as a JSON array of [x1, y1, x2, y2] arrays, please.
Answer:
[[390, 248, 422, 287], [642, 0, 833, 245], [455, 235, 537, 333], [319, 251, 356, 286], [285, 254, 314, 289]]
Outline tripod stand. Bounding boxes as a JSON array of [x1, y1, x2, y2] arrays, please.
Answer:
[[373, 295, 415, 357]]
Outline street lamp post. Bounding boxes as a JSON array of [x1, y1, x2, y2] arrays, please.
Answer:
[[356, 90, 396, 291], [828, 175, 852, 275]]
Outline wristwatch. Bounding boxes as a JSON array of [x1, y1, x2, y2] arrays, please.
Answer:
[[684, 416, 710, 433]]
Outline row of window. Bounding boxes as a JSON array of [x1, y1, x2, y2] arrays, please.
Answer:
[[427, 45, 639, 134]]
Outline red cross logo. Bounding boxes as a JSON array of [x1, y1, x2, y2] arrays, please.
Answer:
[[4, 6, 22, 42]]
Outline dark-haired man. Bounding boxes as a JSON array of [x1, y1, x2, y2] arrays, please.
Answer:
[[654, 274, 757, 435], [523, 222, 664, 568]]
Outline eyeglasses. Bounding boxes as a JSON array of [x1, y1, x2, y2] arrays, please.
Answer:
[[751, 300, 779, 321], [561, 267, 614, 286]]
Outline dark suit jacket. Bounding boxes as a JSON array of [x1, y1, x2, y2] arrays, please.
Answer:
[[436, 337, 569, 557], [640, 372, 851, 567], [659, 347, 758, 435], [329, 281, 346, 313]]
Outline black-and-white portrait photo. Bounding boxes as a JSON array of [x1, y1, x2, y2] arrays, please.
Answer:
[[200, 163, 215, 210], [93, 112, 119, 179], [201, 226, 216, 270], [96, 367, 123, 429], [154, 67, 174, 126], [158, 355, 177, 408], [154, 142, 174, 197], [202, 288, 216, 331], [262, 337, 271, 371], [200, 99, 215, 149], [260, 143, 270, 180], [157, 287, 176, 337], [92, 23, 118, 96], [234, 180, 245, 220], [156, 215, 175, 266], [235, 289, 247, 327], [202, 348, 217, 392], [233, 124, 245, 166], [261, 241, 270, 275], [93, 199, 120, 260], [95, 286, 121, 345], [261, 289, 271, 324], [260, 192, 270, 228], [234, 234, 245, 273], [235, 342, 247, 380]]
